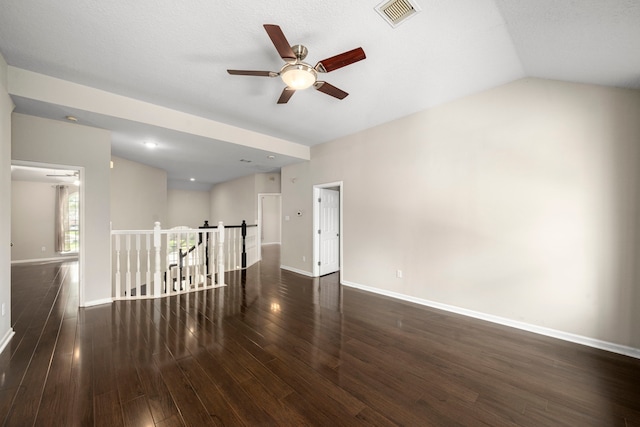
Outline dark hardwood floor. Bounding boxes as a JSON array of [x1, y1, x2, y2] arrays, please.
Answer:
[[2, 245, 640, 426]]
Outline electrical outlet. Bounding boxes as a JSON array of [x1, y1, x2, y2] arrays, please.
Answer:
[[396, 269, 403, 278], [41, 246, 46, 252]]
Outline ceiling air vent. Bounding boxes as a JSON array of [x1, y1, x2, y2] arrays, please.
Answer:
[[375, 0, 421, 28]]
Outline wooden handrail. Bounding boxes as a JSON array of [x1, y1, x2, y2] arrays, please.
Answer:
[[199, 220, 257, 229]]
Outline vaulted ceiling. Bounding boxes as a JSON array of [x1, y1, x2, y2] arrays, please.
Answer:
[[1, 0, 638, 189]]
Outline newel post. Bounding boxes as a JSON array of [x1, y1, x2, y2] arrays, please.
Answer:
[[153, 221, 162, 297], [217, 221, 225, 286], [241, 220, 247, 269]]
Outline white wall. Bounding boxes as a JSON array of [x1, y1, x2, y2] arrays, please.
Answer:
[[0, 52, 14, 351], [10, 180, 79, 261], [281, 78, 640, 351], [260, 194, 281, 244], [110, 156, 167, 230], [167, 189, 210, 228], [12, 114, 111, 306]]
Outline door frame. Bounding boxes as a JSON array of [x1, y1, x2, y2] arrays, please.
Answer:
[[11, 160, 85, 306], [312, 181, 343, 278]]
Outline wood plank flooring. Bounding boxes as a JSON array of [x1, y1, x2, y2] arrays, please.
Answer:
[[2, 245, 640, 426]]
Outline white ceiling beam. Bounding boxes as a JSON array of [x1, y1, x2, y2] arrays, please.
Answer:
[[7, 66, 310, 161]]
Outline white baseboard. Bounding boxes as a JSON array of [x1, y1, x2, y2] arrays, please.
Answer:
[[280, 265, 314, 277], [81, 297, 113, 308], [341, 279, 640, 360], [11, 256, 78, 264], [0, 328, 15, 355]]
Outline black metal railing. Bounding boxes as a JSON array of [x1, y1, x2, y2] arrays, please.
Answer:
[[199, 220, 257, 269]]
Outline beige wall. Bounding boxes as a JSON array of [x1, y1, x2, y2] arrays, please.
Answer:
[[12, 114, 111, 306], [257, 173, 281, 244], [0, 52, 14, 348], [210, 174, 255, 226], [260, 194, 281, 244], [110, 156, 167, 230], [10, 180, 79, 261], [281, 161, 313, 270], [209, 172, 280, 225], [256, 172, 281, 194], [0, 53, 7, 89], [167, 189, 210, 228], [281, 78, 640, 350]]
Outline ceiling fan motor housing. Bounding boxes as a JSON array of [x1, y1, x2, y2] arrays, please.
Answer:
[[290, 44, 308, 62]]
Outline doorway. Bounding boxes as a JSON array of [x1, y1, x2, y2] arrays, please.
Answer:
[[313, 182, 342, 277], [10, 161, 83, 306], [257, 193, 281, 259]]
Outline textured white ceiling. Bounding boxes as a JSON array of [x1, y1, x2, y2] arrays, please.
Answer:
[[0, 0, 638, 189], [496, 0, 640, 89]]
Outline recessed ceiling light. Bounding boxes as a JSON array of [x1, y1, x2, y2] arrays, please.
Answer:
[[190, 178, 195, 181], [144, 141, 157, 149], [65, 115, 78, 122], [267, 155, 275, 160]]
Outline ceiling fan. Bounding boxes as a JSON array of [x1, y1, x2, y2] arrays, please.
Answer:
[[227, 24, 366, 104], [46, 171, 78, 177]]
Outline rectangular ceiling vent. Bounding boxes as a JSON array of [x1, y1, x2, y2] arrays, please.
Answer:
[[375, 0, 421, 28]]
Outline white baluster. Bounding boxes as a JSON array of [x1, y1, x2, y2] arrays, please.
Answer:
[[125, 234, 131, 299], [228, 228, 237, 271], [231, 228, 236, 270], [115, 234, 121, 299], [185, 230, 191, 292], [135, 233, 141, 298], [234, 228, 239, 269], [194, 231, 201, 289], [166, 229, 172, 296], [177, 229, 183, 293], [196, 230, 202, 288], [153, 221, 162, 297], [200, 231, 206, 287], [227, 229, 232, 271], [209, 229, 215, 286], [146, 233, 151, 295], [217, 222, 225, 286]]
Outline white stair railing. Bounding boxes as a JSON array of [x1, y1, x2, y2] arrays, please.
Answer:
[[112, 221, 237, 300]]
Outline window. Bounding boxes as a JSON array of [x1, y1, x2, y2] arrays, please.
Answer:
[[66, 191, 79, 253], [55, 185, 79, 253]]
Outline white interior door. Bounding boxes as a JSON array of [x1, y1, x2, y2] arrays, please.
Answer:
[[319, 188, 340, 276]]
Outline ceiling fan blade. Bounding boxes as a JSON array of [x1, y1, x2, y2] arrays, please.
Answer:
[[227, 70, 278, 77], [277, 87, 296, 104], [315, 47, 366, 73], [314, 81, 349, 100], [263, 24, 296, 61]]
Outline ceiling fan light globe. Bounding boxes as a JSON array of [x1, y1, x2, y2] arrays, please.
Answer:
[[281, 64, 317, 90]]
